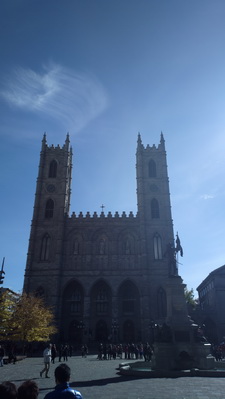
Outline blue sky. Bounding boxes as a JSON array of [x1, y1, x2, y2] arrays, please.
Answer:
[[1, 0, 225, 295]]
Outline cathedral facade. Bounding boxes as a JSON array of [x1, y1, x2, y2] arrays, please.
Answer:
[[23, 133, 177, 345]]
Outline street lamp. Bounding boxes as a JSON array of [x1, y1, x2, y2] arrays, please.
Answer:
[[78, 320, 85, 343], [149, 320, 156, 344], [111, 319, 119, 343]]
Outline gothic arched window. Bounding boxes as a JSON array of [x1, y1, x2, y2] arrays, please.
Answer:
[[73, 240, 80, 255], [151, 198, 160, 218], [120, 234, 136, 255], [123, 238, 131, 254], [69, 289, 82, 314], [40, 233, 50, 261], [45, 199, 54, 218], [153, 233, 162, 259], [91, 281, 112, 318], [148, 159, 156, 178], [157, 287, 167, 318], [120, 281, 138, 315], [48, 160, 57, 178], [99, 239, 106, 255], [96, 288, 108, 315]]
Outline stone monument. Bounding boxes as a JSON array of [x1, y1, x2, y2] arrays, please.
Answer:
[[151, 271, 215, 371]]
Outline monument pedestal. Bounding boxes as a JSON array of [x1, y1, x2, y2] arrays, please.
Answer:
[[152, 341, 215, 371], [151, 276, 215, 371]]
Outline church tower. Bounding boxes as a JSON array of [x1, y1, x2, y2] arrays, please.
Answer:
[[23, 134, 72, 310], [136, 133, 174, 273]]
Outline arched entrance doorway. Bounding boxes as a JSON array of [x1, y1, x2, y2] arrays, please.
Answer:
[[95, 319, 108, 342], [123, 320, 135, 343], [118, 280, 141, 342], [68, 320, 83, 345], [61, 281, 84, 345], [90, 279, 112, 343]]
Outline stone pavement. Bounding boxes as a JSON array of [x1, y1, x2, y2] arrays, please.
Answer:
[[1, 355, 225, 399]]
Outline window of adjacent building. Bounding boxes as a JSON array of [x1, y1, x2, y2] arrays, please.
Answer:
[[48, 160, 57, 178], [148, 159, 156, 177], [151, 198, 160, 218], [153, 233, 162, 259], [45, 199, 54, 218], [40, 233, 50, 261]]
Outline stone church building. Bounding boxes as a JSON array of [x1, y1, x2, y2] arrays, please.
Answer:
[[23, 133, 180, 345]]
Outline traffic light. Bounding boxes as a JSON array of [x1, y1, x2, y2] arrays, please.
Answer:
[[0, 270, 4, 284], [0, 257, 5, 285]]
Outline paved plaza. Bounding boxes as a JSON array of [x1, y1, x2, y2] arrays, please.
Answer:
[[1, 355, 225, 399]]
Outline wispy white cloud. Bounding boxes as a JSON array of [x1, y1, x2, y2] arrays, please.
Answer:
[[200, 194, 214, 200], [0, 63, 109, 132]]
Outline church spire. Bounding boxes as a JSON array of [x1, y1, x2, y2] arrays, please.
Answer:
[[65, 133, 70, 151], [137, 132, 143, 152], [42, 132, 47, 150], [137, 132, 142, 143], [160, 131, 165, 150]]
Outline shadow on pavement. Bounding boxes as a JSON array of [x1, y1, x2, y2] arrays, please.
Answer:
[[70, 374, 147, 388]]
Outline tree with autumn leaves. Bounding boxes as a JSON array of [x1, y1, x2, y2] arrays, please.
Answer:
[[0, 290, 57, 342]]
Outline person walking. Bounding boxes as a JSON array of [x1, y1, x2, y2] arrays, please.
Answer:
[[62, 344, 68, 361], [58, 344, 63, 362], [51, 344, 57, 364], [40, 344, 52, 378], [43, 363, 83, 399], [0, 344, 5, 367]]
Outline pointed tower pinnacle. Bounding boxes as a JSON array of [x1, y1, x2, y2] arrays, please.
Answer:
[[42, 132, 47, 150], [160, 131, 165, 150], [65, 133, 70, 151], [137, 132, 143, 152]]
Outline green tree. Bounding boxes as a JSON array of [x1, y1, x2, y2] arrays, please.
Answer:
[[184, 287, 197, 308], [0, 289, 18, 340], [0, 291, 57, 342]]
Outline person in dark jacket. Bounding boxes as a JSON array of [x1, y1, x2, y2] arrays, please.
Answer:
[[51, 344, 57, 364], [0, 344, 5, 366], [44, 363, 83, 399]]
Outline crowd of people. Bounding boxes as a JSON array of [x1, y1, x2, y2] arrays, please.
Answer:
[[0, 344, 17, 366], [211, 342, 225, 361], [97, 342, 153, 361]]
